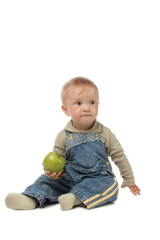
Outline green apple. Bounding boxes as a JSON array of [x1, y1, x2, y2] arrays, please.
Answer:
[[43, 152, 65, 173]]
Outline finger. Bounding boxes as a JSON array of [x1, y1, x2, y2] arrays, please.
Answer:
[[131, 186, 140, 196], [132, 185, 141, 195], [135, 185, 141, 192], [129, 186, 137, 196], [50, 172, 57, 177], [56, 170, 64, 177], [130, 187, 136, 195], [56, 172, 62, 177], [135, 187, 141, 195]]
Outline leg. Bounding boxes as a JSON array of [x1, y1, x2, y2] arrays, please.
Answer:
[[71, 176, 119, 209], [23, 174, 72, 207], [5, 174, 72, 210]]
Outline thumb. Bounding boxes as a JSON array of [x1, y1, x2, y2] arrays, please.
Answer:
[[121, 184, 126, 188]]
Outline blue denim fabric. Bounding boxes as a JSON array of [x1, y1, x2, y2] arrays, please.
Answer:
[[23, 125, 119, 209]]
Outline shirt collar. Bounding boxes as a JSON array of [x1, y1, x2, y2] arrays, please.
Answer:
[[64, 119, 102, 133]]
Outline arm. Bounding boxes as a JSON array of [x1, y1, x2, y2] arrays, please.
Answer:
[[43, 129, 66, 179], [102, 126, 141, 195], [53, 129, 66, 159]]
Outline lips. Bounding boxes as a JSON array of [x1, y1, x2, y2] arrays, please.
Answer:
[[81, 114, 91, 117]]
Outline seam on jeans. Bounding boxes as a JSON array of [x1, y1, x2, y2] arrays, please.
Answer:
[[70, 189, 88, 202], [66, 138, 104, 151]]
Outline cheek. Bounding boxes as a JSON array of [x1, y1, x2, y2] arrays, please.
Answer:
[[72, 109, 80, 118], [94, 107, 98, 116], [68, 106, 79, 117], [93, 105, 98, 112]]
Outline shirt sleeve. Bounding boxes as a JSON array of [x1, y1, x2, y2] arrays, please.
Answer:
[[102, 126, 135, 186], [53, 129, 66, 160]]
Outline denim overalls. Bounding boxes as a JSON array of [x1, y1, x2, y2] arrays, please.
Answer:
[[23, 125, 119, 209]]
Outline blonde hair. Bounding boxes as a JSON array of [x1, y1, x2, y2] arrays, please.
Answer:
[[61, 77, 99, 104]]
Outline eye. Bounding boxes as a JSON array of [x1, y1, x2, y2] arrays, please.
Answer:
[[90, 100, 95, 105], [75, 101, 81, 106]]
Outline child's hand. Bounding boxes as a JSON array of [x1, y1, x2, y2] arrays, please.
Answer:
[[44, 169, 64, 179], [121, 184, 141, 196], [42, 162, 64, 179]]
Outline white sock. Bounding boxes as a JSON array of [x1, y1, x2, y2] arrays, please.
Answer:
[[5, 193, 38, 210], [58, 193, 82, 210]]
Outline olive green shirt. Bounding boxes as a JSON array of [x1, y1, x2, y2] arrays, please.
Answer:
[[54, 120, 135, 186]]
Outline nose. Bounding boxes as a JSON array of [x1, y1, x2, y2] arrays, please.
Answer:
[[82, 103, 90, 111]]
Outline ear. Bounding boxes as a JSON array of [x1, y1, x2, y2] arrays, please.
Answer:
[[61, 105, 70, 116]]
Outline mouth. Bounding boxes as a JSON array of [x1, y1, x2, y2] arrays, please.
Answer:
[[81, 114, 92, 118]]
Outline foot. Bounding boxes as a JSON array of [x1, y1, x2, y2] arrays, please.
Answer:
[[5, 193, 38, 210], [58, 193, 82, 210]]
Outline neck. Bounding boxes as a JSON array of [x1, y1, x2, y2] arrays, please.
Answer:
[[72, 120, 95, 131]]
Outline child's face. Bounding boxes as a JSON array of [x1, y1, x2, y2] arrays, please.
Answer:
[[62, 85, 99, 130]]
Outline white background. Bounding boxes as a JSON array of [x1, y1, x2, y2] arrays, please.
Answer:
[[0, 0, 160, 239]]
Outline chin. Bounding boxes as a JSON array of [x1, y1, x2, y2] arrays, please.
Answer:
[[81, 120, 94, 126]]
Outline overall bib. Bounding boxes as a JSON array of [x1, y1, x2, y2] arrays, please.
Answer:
[[23, 125, 119, 209]]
